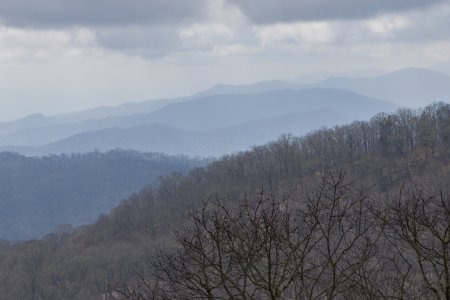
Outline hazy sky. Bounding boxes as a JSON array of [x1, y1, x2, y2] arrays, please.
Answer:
[[1, 0, 450, 120]]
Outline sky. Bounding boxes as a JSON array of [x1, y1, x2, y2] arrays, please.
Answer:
[[1, 0, 450, 121]]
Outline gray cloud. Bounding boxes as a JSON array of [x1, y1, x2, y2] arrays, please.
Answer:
[[0, 0, 448, 62], [396, 9, 450, 43], [0, 0, 207, 27], [226, 0, 445, 24], [96, 25, 182, 58]]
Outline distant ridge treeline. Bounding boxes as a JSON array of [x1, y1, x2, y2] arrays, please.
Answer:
[[0, 103, 448, 299], [0, 149, 207, 241]]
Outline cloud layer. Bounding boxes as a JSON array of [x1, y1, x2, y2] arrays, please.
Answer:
[[0, 0, 444, 27], [0, 0, 448, 56], [227, 0, 444, 23]]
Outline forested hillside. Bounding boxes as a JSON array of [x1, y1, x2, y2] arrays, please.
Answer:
[[0, 103, 448, 299], [0, 150, 205, 241]]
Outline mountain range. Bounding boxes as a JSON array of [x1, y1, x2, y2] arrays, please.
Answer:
[[0, 67, 448, 157], [0, 88, 395, 156]]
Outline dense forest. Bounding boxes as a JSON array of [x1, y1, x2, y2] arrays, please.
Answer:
[[0, 102, 449, 299], [0, 150, 206, 241]]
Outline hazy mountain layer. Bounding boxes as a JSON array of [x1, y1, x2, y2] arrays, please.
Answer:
[[192, 80, 302, 97], [313, 68, 450, 107], [52, 97, 188, 122], [0, 108, 370, 157], [139, 88, 395, 131], [2, 68, 446, 158], [0, 113, 63, 137], [1, 67, 446, 138]]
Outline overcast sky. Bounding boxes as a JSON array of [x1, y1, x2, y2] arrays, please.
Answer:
[[1, 0, 450, 120]]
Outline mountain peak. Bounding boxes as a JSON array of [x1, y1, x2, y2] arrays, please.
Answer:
[[379, 67, 449, 79], [22, 113, 48, 120]]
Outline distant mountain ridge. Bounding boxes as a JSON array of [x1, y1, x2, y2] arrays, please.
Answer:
[[52, 96, 189, 122], [141, 88, 394, 131], [0, 113, 63, 136], [312, 68, 450, 107], [193, 80, 302, 97]]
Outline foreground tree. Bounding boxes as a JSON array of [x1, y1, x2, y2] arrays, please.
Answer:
[[114, 171, 381, 299], [301, 171, 380, 299], [380, 187, 450, 299]]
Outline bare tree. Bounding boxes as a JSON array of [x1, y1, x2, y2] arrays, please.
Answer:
[[381, 187, 450, 300], [299, 170, 380, 300], [153, 191, 318, 299], [115, 171, 382, 300]]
